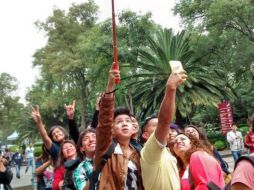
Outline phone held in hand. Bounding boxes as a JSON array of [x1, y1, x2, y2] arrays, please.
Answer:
[[169, 60, 184, 74]]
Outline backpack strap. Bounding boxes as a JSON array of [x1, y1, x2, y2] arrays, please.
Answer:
[[234, 155, 254, 170], [89, 139, 117, 190]]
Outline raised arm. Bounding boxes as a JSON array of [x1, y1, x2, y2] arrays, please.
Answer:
[[91, 95, 101, 129], [94, 66, 120, 168], [65, 100, 79, 144], [31, 106, 52, 150], [155, 72, 187, 144], [35, 159, 51, 175]]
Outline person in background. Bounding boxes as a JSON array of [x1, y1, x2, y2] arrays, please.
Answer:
[[35, 145, 54, 190], [167, 123, 180, 152], [11, 148, 23, 179], [3, 149, 12, 166], [130, 114, 143, 151], [25, 144, 34, 173], [226, 123, 244, 163], [245, 116, 254, 153], [141, 114, 158, 144], [0, 155, 13, 190]]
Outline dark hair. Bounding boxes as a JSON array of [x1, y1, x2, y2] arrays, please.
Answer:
[[170, 123, 180, 133], [77, 128, 96, 154], [114, 107, 131, 119], [36, 144, 51, 165], [231, 122, 238, 127], [184, 125, 213, 152], [48, 125, 69, 143], [141, 113, 158, 133], [56, 140, 77, 168]]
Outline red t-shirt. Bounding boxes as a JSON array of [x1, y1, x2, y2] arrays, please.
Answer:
[[179, 166, 191, 190], [189, 151, 225, 190], [52, 165, 65, 190], [245, 131, 254, 153]]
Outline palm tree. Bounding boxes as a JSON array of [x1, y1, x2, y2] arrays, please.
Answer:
[[126, 28, 235, 127]]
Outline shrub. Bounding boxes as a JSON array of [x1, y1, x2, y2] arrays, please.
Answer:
[[207, 131, 225, 144], [214, 140, 227, 150], [9, 145, 19, 152], [34, 146, 42, 157]]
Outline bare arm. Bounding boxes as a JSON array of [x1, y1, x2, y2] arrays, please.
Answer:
[[35, 160, 51, 175], [155, 72, 187, 144], [31, 106, 52, 150]]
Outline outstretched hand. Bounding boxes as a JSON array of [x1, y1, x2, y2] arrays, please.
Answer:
[[31, 106, 42, 124], [95, 94, 102, 111], [64, 100, 76, 120], [106, 64, 120, 93], [166, 71, 187, 90]]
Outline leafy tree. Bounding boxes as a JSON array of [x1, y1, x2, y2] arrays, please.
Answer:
[[174, 0, 254, 122], [126, 29, 234, 126], [0, 73, 24, 141], [31, 0, 100, 127]]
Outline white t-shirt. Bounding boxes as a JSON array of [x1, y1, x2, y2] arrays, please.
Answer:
[[25, 147, 34, 159]]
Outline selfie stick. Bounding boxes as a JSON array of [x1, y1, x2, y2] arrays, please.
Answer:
[[112, 0, 120, 84]]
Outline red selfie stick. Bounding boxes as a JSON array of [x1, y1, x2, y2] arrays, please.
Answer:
[[112, 0, 120, 84]]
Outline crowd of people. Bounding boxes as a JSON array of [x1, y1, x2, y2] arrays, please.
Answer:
[[1, 66, 254, 190]]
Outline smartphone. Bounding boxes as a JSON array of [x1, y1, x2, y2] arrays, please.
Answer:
[[169, 60, 184, 73]]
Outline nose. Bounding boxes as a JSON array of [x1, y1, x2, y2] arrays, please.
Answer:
[[122, 120, 129, 125]]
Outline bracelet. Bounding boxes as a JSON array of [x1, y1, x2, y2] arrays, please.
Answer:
[[105, 89, 117, 94]]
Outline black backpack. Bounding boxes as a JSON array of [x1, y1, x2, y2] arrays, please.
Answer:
[[88, 138, 142, 190], [207, 155, 254, 190]]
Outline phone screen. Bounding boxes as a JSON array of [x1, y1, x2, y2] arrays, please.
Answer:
[[169, 60, 184, 73]]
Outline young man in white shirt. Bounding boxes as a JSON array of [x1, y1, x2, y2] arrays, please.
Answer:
[[227, 123, 244, 163]]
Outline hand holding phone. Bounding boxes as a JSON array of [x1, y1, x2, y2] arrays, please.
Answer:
[[169, 60, 184, 74]]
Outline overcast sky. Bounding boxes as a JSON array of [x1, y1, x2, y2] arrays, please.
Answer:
[[0, 0, 181, 103]]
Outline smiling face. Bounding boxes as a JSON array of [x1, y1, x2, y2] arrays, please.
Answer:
[[131, 116, 139, 136], [184, 127, 200, 139], [113, 114, 133, 140], [62, 142, 77, 160], [51, 128, 65, 143], [168, 128, 178, 144], [80, 132, 96, 155], [173, 134, 191, 159]]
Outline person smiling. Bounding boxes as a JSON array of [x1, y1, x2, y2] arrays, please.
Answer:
[[173, 133, 225, 190], [53, 140, 81, 190], [32, 106, 69, 165]]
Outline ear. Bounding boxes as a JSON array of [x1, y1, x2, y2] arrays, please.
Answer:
[[142, 132, 149, 141]]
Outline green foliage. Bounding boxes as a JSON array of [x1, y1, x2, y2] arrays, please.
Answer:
[[34, 146, 42, 157], [0, 73, 25, 141], [238, 126, 249, 136], [207, 130, 225, 144], [126, 29, 234, 123], [214, 140, 227, 150], [174, 0, 254, 123], [9, 145, 19, 152]]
